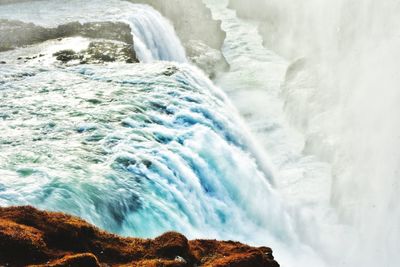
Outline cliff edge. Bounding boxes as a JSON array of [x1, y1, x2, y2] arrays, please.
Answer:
[[0, 206, 279, 267]]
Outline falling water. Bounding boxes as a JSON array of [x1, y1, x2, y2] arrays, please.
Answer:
[[0, 0, 327, 266], [221, 0, 400, 266], [3, 0, 395, 266], [0, 0, 186, 62]]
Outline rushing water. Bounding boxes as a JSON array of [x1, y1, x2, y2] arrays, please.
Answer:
[[4, 0, 393, 266], [0, 0, 186, 62], [203, 0, 339, 261], [208, 0, 400, 266], [0, 56, 278, 240], [0, 0, 327, 266]]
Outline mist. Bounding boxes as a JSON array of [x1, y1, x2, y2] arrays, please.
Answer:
[[230, 0, 400, 266]]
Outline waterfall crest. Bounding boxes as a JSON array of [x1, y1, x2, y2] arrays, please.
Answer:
[[0, 0, 186, 62]]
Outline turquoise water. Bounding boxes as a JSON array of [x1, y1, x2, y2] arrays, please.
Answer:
[[0, 1, 327, 266]]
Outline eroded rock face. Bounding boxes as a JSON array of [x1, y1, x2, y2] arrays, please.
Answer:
[[185, 40, 228, 79], [0, 206, 280, 267], [129, 0, 225, 51], [0, 20, 133, 52], [228, 0, 295, 60], [129, 0, 230, 74]]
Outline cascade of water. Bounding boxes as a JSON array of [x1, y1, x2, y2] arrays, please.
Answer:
[[0, 0, 328, 262], [125, 4, 187, 62], [0, 0, 355, 266], [0, 53, 323, 267], [220, 0, 400, 266], [279, 1, 400, 264], [0, 0, 187, 62]]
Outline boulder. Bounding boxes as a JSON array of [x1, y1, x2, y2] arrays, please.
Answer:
[[53, 41, 138, 64]]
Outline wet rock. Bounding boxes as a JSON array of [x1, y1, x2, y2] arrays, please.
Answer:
[[163, 66, 179, 76], [85, 41, 137, 63], [53, 40, 138, 64], [186, 40, 229, 78], [0, 206, 280, 267], [53, 49, 80, 63], [175, 256, 187, 263], [0, 19, 134, 52]]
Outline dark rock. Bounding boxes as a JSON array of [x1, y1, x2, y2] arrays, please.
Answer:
[[0, 61, 6, 64], [52, 41, 138, 64], [163, 66, 179, 76], [53, 49, 79, 63]]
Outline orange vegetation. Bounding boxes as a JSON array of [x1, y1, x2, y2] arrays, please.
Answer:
[[0, 206, 279, 267]]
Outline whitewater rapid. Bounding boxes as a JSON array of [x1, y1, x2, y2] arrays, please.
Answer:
[[1, 0, 374, 266], [205, 0, 400, 267], [0, 1, 325, 266]]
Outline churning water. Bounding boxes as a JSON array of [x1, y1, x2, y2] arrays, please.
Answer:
[[0, 0, 325, 266], [206, 0, 400, 266], [3, 0, 396, 266]]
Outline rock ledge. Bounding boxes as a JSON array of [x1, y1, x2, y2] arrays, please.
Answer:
[[0, 206, 279, 267]]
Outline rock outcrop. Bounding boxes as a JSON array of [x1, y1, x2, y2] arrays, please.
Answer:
[[0, 20, 134, 52], [0, 206, 280, 267], [228, 0, 292, 59], [228, 0, 302, 60], [53, 41, 138, 64]]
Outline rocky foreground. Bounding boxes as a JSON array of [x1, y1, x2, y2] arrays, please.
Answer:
[[0, 206, 279, 267]]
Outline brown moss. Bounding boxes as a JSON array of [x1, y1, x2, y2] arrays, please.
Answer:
[[0, 206, 279, 267], [0, 219, 47, 265], [30, 253, 101, 267]]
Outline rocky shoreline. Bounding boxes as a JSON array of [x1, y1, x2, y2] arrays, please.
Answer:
[[0, 206, 280, 267]]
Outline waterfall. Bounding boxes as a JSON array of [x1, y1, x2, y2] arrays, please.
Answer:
[[0, 0, 187, 62], [0, 55, 324, 267], [262, 1, 400, 266], [125, 4, 187, 62], [225, 0, 400, 266], [4, 0, 395, 266], [0, 0, 328, 266]]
